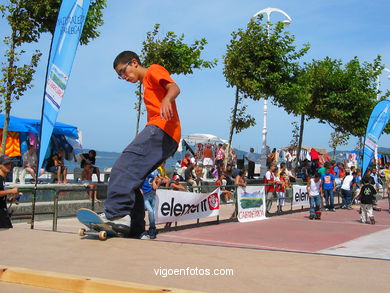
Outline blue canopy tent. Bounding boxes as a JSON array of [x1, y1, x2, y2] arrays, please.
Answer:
[[0, 114, 80, 166], [0, 114, 78, 138]]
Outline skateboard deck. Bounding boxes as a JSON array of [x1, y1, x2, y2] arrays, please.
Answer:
[[76, 208, 118, 240]]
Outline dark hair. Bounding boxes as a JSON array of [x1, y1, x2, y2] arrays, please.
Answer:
[[113, 51, 141, 68], [314, 172, 321, 179], [89, 150, 96, 156]]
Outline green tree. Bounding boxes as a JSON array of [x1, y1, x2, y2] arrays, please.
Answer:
[[329, 131, 350, 159], [225, 88, 256, 166], [299, 56, 390, 137], [0, 0, 106, 154], [223, 16, 309, 166], [0, 1, 42, 154], [132, 24, 217, 135]]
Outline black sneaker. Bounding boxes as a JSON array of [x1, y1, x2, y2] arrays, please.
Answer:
[[148, 228, 157, 239]]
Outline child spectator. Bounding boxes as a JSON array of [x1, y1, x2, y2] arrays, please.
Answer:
[[0, 155, 19, 228], [276, 170, 287, 213], [140, 172, 161, 239], [216, 174, 232, 203], [82, 162, 99, 202], [321, 166, 336, 211], [264, 164, 278, 214], [356, 176, 377, 224], [80, 150, 102, 183], [307, 173, 322, 220], [155, 161, 170, 187], [234, 170, 247, 188], [47, 149, 68, 184]]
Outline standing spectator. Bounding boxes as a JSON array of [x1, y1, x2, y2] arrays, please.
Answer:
[[245, 147, 256, 179], [370, 168, 380, 192], [228, 147, 237, 167], [80, 150, 102, 183], [276, 170, 287, 213], [307, 173, 322, 220], [0, 155, 19, 228], [215, 144, 225, 167], [141, 172, 161, 239], [317, 162, 328, 176], [354, 169, 362, 201], [356, 176, 377, 224], [321, 166, 336, 211], [340, 172, 356, 209], [266, 148, 277, 167], [264, 164, 278, 214], [310, 148, 320, 173], [202, 144, 214, 168], [386, 171, 390, 214], [285, 148, 296, 166]]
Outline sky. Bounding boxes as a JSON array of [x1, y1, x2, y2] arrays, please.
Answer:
[[0, 0, 390, 154]]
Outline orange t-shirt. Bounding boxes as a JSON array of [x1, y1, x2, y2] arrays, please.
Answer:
[[142, 64, 181, 144]]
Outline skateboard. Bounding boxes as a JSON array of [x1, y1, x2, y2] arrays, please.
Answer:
[[76, 208, 119, 240], [315, 211, 322, 220]]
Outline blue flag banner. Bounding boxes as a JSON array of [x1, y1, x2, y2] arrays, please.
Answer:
[[38, 0, 91, 170], [362, 100, 390, 176]]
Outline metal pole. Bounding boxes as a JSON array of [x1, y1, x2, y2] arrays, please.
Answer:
[[252, 8, 292, 178]]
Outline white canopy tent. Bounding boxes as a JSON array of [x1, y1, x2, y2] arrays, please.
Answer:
[[177, 133, 228, 153]]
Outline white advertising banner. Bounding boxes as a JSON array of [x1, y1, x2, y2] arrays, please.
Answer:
[[237, 186, 266, 222], [155, 188, 220, 224], [292, 185, 310, 207]]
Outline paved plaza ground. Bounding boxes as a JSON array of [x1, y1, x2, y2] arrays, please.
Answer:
[[1, 199, 390, 292]]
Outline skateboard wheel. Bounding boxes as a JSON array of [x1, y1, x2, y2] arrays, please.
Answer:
[[99, 231, 107, 240], [79, 228, 86, 236]]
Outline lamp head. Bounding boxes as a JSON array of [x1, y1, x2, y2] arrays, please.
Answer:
[[282, 19, 291, 27]]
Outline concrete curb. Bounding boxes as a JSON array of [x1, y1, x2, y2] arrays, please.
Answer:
[[0, 265, 203, 293]]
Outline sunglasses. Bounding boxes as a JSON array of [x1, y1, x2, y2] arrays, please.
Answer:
[[117, 61, 131, 80]]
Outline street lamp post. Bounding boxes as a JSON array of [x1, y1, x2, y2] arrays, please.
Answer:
[[252, 8, 292, 177], [374, 67, 390, 170]]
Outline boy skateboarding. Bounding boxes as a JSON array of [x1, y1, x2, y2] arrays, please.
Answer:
[[101, 51, 181, 239]]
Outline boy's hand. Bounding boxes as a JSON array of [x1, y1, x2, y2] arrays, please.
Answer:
[[160, 97, 173, 120]]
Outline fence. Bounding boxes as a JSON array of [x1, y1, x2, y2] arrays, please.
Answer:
[[8, 178, 389, 232]]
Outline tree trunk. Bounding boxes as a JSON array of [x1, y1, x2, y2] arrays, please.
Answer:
[[135, 82, 143, 136], [225, 87, 240, 168], [1, 33, 16, 155], [295, 114, 305, 169]]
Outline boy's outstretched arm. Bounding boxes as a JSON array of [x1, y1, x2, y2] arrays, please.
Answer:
[[160, 81, 180, 121]]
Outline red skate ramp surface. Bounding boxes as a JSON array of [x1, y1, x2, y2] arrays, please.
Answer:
[[158, 201, 390, 256]]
